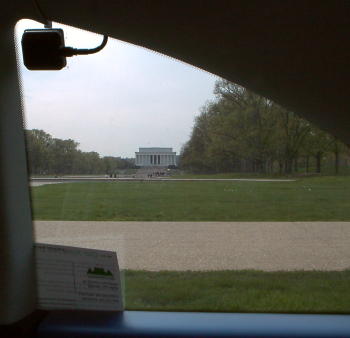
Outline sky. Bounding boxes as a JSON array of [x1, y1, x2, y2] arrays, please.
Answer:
[[15, 19, 218, 158]]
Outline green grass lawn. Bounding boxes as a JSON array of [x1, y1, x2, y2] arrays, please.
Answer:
[[31, 176, 350, 313], [124, 270, 350, 313], [31, 176, 350, 221]]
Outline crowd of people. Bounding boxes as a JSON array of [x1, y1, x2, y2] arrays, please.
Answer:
[[147, 171, 167, 178]]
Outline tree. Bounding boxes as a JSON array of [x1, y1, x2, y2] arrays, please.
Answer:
[[328, 136, 349, 174], [25, 129, 53, 175], [25, 129, 133, 176], [180, 79, 349, 175], [274, 109, 311, 174]]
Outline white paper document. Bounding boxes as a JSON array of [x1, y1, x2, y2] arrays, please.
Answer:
[[35, 243, 123, 311]]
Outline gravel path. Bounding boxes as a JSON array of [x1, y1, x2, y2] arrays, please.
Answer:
[[34, 221, 350, 271], [30, 177, 296, 185], [30, 182, 62, 187]]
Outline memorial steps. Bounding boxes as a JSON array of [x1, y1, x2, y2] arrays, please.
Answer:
[[136, 166, 168, 178]]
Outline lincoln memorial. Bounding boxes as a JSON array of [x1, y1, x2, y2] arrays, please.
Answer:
[[135, 147, 177, 167]]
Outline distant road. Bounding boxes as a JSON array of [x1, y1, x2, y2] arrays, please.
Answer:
[[31, 181, 62, 187], [34, 221, 349, 271], [30, 177, 296, 186]]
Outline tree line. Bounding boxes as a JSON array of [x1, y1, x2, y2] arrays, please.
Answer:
[[180, 79, 349, 175], [25, 129, 134, 176]]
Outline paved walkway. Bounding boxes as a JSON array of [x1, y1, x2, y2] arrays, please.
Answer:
[[30, 182, 62, 187], [34, 221, 350, 271], [30, 178, 295, 186]]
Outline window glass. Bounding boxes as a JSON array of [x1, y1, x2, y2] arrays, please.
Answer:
[[16, 19, 350, 313]]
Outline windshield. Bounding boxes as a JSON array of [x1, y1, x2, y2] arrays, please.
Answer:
[[16, 19, 350, 313]]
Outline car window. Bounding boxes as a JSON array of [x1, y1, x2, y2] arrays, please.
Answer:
[[16, 19, 350, 313]]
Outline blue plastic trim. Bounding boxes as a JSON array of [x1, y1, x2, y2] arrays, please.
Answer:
[[37, 310, 350, 338]]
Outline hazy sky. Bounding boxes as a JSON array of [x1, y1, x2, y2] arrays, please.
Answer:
[[15, 19, 218, 158]]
